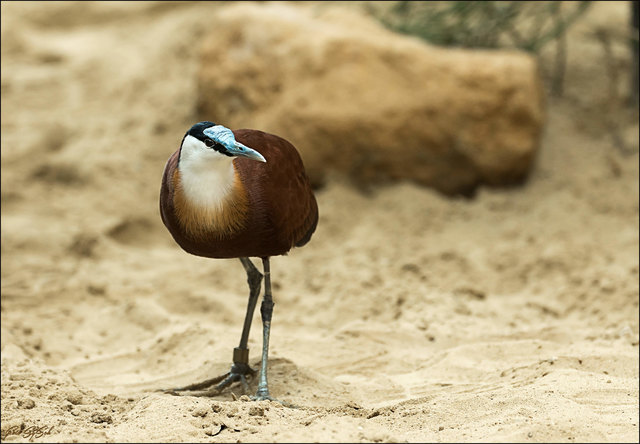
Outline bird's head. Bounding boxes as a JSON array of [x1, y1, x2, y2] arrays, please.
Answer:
[[180, 121, 266, 164]]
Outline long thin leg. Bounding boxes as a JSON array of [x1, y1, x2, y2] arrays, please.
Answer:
[[238, 257, 263, 350], [255, 257, 274, 400], [164, 257, 261, 395], [212, 257, 262, 391]]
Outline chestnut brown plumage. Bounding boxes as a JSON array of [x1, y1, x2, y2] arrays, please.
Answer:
[[159, 122, 318, 401]]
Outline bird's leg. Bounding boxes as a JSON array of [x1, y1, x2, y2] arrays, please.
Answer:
[[217, 257, 262, 391], [253, 257, 275, 401], [163, 257, 261, 396]]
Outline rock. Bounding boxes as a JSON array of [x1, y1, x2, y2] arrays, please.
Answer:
[[65, 390, 84, 405], [191, 406, 208, 418], [17, 398, 36, 409], [90, 413, 112, 424], [196, 3, 545, 195]]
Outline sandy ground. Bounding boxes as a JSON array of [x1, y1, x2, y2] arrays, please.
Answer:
[[1, 1, 638, 443]]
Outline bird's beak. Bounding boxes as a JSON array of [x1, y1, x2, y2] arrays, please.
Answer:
[[229, 141, 266, 163]]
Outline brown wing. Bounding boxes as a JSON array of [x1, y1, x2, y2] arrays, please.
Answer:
[[160, 149, 180, 228], [233, 129, 318, 252]]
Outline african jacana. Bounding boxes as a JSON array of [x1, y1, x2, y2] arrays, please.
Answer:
[[159, 122, 318, 401]]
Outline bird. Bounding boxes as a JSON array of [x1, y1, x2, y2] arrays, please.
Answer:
[[159, 121, 318, 401]]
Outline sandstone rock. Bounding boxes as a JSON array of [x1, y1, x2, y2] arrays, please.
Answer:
[[197, 3, 545, 195]]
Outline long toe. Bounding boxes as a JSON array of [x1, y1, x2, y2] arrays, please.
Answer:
[[162, 364, 257, 397], [163, 373, 230, 394]]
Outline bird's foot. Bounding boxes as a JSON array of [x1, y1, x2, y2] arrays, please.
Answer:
[[250, 388, 298, 408], [251, 387, 271, 402], [162, 362, 256, 397]]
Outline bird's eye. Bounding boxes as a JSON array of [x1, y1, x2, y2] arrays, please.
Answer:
[[204, 138, 214, 148]]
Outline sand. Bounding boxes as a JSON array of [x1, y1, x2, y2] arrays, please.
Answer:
[[1, 1, 638, 443]]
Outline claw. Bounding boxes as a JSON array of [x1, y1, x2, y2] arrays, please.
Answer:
[[162, 363, 257, 397]]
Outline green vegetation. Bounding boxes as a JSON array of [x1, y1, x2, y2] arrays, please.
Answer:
[[376, 1, 591, 53]]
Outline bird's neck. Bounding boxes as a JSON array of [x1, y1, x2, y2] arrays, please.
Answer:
[[178, 154, 236, 208], [173, 156, 249, 239]]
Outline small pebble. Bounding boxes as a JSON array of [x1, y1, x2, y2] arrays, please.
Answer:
[[90, 413, 113, 424], [66, 391, 83, 405], [17, 398, 36, 409], [367, 409, 381, 419], [191, 407, 208, 417]]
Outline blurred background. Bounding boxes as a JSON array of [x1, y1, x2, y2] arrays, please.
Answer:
[[1, 2, 638, 442]]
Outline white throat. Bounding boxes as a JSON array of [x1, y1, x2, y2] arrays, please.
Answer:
[[178, 135, 236, 209]]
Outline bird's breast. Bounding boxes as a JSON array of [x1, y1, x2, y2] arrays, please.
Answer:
[[171, 166, 250, 241]]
